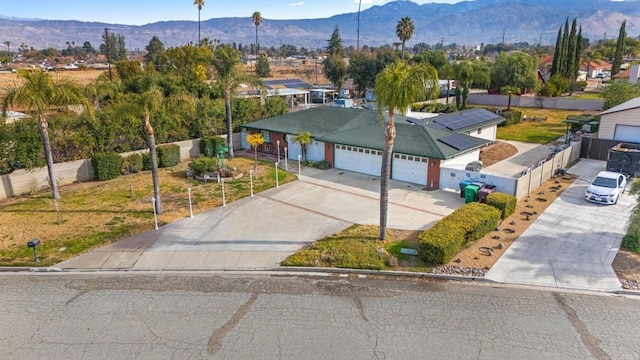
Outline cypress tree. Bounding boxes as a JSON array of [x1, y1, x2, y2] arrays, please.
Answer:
[[573, 26, 583, 82], [612, 20, 626, 76], [564, 18, 577, 79], [550, 28, 563, 77], [559, 19, 570, 78]]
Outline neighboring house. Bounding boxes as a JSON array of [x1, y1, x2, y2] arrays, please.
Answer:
[[410, 108, 504, 142], [259, 78, 314, 107], [611, 64, 640, 84], [242, 106, 492, 189], [581, 60, 612, 79], [598, 96, 640, 142], [2, 111, 30, 124]]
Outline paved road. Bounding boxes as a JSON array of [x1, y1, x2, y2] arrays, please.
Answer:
[[487, 159, 634, 291], [56, 168, 463, 271], [1, 274, 639, 359]]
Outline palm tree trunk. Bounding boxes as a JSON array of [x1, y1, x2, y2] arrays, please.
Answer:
[[225, 89, 234, 158], [507, 93, 512, 110], [145, 114, 163, 214], [254, 146, 258, 170], [198, 10, 201, 45], [39, 115, 60, 200], [401, 41, 405, 60], [255, 26, 259, 55], [379, 112, 396, 240]]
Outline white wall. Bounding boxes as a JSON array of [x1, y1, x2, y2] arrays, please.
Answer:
[[441, 149, 480, 169], [467, 125, 497, 142], [285, 134, 302, 160], [598, 108, 640, 140], [439, 167, 517, 196], [306, 140, 325, 162]]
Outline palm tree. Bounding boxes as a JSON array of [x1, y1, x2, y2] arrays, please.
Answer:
[[211, 44, 258, 158], [252, 11, 263, 59], [194, 0, 205, 45], [294, 132, 312, 161], [2, 70, 91, 200], [3, 41, 10, 54], [396, 17, 414, 60], [373, 61, 439, 240], [357, 0, 362, 52]]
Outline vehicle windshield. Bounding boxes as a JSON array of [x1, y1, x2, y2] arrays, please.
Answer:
[[592, 176, 617, 188]]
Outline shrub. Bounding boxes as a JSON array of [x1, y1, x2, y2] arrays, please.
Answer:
[[200, 136, 226, 158], [418, 202, 501, 264], [303, 160, 331, 170], [92, 152, 123, 181], [189, 156, 217, 177], [499, 109, 523, 126], [486, 192, 517, 219], [156, 144, 180, 168], [142, 153, 151, 171], [121, 153, 143, 174]]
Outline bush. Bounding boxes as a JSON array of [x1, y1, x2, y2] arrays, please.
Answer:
[[418, 202, 501, 264], [142, 153, 151, 171], [303, 160, 331, 170], [200, 136, 226, 158], [499, 109, 523, 126], [189, 156, 217, 177], [486, 192, 517, 219], [156, 144, 180, 168], [92, 152, 123, 181], [121, 153, 143, 175]]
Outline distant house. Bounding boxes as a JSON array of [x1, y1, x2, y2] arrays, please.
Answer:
[[598, 96, 640, 142], [2, 111, 30, 124], [242, 107, 493, 189], [581, 60, 612, 79]]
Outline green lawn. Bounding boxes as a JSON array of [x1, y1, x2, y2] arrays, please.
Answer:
[[495, 107, 595, 144]]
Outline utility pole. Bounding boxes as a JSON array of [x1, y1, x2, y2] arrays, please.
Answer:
[[357, 0, 362, 52], [502, 28, 505, 45], [440, 38, 444, 49], [104, 27, 112, 81], [539, 33, 543, 47]]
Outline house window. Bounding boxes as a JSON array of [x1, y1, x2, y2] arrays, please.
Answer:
[[408, 156, 414, 161], [421, 158, 428, 163], [394, 154, 399, 159], [261, 130, 271, 142], [401, 155, 407, 160], [365, 149, 370, 154], [358, 148, 363, 153], [347, 146, 352, 151]]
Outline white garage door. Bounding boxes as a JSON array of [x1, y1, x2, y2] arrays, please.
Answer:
[[334, 145, 382, 176], [614, 125, 640, 142], [392, 154, 428, 185]]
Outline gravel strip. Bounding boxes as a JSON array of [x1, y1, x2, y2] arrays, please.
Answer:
[[432, 265, 487, 277], [621, 279, 640, 291]]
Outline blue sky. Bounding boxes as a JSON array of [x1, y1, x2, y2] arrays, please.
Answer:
[[1, 0, 461, 25]]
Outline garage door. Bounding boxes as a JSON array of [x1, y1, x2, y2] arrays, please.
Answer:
[[614, 125, 640, 142], [392, 154, 428, 185], [334, 145, 382, 176]]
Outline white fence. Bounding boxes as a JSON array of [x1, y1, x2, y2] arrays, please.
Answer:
[[439, 141, 581, 200]]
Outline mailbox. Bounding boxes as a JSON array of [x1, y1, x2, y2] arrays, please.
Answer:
[[28, 238, 40, 248]]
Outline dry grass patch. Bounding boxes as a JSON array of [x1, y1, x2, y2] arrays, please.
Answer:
[[0, 156, 295, 266]]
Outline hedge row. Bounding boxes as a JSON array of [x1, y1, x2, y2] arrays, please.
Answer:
[[486, 192, 517, 219], [418, 202, 501, 264], [93, 144, 182, 181]]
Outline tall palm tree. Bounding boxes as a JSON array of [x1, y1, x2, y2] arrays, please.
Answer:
[[252, 11, 263, 58], [212, 44, 258, 158], [194, 0, 205, 45], [373, 61, 438, 240], [396, 17, 414, 60], [357, 0, 362, 52], [3, 41, 10, 54], [2, 70, 91, 200]]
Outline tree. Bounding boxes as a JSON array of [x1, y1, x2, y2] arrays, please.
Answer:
[[323, 54, 347, 94], [211, 44, 253, 158], [612, 20, 626, 76], [500, 85, 521, 110], [410, 49, 448, 75], [294, 132, 312, 161], [326, 26, 344, 56], [347, 51, 376, 97], [373, 61, 438, 240], [245, 132, 265, 170], [194, 0, 205, 45], [396, 17, 414, 60], [145, 36, 165, 69], [255, 53, 271, 77], [252, 11, 263, 60], [3, 41, 9, 54], [582, 49, 601, 78], [491, 52, 538, 91], [2, 70, 91, 200], [602, 80, 640, 110]]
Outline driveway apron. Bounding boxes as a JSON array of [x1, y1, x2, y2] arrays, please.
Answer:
[[486, 159, 634, 291]]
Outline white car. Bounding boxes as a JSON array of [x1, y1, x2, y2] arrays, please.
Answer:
[[585, 171, 627, 205]]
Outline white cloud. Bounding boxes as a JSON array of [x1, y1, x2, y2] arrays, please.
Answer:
[[289, 1, 304, 6]]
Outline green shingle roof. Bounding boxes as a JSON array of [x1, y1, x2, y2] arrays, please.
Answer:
[[243, 107, 490, 160]]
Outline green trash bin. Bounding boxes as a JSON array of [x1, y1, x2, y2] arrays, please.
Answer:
[[464, 184, 480, 203]]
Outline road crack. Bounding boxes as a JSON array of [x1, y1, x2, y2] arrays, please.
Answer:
[[553, 293, 611, 360], [207, 292, 258, 354]]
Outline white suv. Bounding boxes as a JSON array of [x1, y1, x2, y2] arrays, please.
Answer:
[[585, 171, 627, 205]]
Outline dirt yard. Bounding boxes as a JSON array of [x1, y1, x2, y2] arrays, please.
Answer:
[[480, 141, 518, 167]]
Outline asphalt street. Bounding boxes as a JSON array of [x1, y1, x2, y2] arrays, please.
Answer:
[[1, 273, 639, 360]]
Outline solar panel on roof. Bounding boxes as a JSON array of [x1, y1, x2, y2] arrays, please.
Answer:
[[437, 133, 478, 151], [433, 109, 499, 131]]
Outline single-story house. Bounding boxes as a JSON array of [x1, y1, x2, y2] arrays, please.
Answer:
[[598, 96, 640, 142], [242, 107, 496, 189], [410, 107, 504, 142]]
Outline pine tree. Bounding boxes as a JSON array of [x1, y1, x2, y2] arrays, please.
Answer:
[[612, 20, 626, 76], [550, 28, 562, 77]]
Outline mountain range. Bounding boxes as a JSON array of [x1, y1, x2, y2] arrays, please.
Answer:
[[1, 0, 640, 51]]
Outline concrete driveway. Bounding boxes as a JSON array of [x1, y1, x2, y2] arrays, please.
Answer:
[[56, 168, 463, 271], [483, 140, 551, 177], [486, 159, 635, 291]]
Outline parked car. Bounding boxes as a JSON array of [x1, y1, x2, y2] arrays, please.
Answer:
[[584, 171, 627, 205]]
